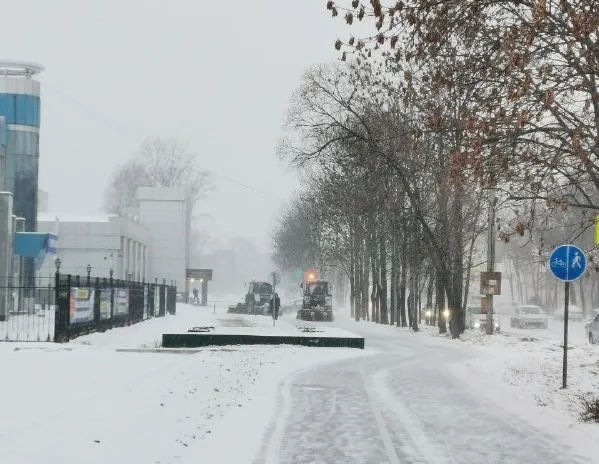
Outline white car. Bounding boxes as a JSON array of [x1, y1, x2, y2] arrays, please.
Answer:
[[510, 305, 549, 329], [466, 307, 501, 332]]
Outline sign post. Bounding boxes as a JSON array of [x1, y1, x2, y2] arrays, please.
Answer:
[[548, 244, 586, 389], [186, 269, 213, 307]]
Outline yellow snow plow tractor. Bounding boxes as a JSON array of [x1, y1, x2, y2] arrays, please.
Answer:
[[228, 280, 274, 315], [297, 276, 333, 322]]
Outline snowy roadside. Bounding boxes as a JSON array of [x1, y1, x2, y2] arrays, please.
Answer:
[[0, 304, 369, 464], [337, 312, 599, 457], [448, 328, 599, 457]]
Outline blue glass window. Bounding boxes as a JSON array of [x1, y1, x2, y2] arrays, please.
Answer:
[[0, 94, 41, 127]]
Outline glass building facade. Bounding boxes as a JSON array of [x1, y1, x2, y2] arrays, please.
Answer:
[[0, 116, 6, 191], [0, 61, 43, 282], [0, 95, 41, 232]]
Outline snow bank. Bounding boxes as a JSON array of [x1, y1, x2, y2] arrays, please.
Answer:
[[450, 329, 599, 457]]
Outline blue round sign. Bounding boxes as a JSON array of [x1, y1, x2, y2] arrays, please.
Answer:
[[548, 244, 587, 282]]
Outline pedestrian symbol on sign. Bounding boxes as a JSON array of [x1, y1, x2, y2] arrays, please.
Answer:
[[572, 252, 582, 269]]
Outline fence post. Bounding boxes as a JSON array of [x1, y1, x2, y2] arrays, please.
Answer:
[[109, 269, 114, 320], [53, 268, 60, 342], [94, 277, 101, 326], [159, 281, 166, 317], [171, 285, 177, 315], [65, 274, 72, 342]]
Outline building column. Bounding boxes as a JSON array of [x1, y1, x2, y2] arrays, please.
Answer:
[[143, 245, 149, 281], [140, 244, 146, 281], [0, 192, 13, 321], [137, 242, 143, 281], [131, 240, 137, 281], [127, 238, 133, 280], [122, 237, 129, 280]]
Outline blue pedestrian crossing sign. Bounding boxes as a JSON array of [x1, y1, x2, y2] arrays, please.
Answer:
[[548, 244, 587, 282]]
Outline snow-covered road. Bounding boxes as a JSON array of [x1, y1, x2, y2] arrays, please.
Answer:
[[252, 318, 593, 464]]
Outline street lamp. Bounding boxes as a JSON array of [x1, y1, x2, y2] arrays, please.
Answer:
[[86, 264, 92, 277], [109, 268, 113, 279], [54, 258, 61, 272]]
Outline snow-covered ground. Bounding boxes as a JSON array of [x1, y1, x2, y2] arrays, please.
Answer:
[[453, 322, 599, 456], [0, 304, 368, 464], [329, 311, 599, 460]]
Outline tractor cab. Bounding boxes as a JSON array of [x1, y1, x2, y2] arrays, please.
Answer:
[[297, 272, 333, 321]]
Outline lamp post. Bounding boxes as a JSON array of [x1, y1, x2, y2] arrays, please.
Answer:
[[55, 258, 61, 274], [86, 264, 92, 287]]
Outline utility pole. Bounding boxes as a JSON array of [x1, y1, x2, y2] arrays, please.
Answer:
[[486, 187, 496, 335]]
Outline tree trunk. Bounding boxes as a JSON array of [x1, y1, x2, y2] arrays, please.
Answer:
[[354, 224, 362, 321], [362, 235, 370, 321], [390, 241, 397, 326], [412, 272, 419, 332], [380, 234, 389, 324], [436, 267, 447, 334], [370, 230, 379, 323], [399, 246, 408, 327]]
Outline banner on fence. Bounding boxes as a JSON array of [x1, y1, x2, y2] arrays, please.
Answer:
[[99, 290, 112, 320], [114, 289, 129, 315], [70, 287, 95, 324]]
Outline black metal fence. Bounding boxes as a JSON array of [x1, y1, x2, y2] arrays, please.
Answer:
[[0, 273, 177, 342]]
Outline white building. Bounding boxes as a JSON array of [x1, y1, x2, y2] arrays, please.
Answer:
[[38, 189, 48, 213], [135, 187, 187, 287], [36, 213, 149, 280]]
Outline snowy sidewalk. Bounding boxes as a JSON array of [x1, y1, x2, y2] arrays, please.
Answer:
[[331, 313, 599, 459], [0, 304, 369, 464]]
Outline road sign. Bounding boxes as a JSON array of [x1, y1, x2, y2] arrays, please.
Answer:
[[480, 271, 502, 295], [548, 245, 586, 282], [186, 268, 213, 281]]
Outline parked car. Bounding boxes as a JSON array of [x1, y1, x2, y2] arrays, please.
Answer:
[[586, 314, 599, 344], [554, 304, 584, 322], [510, 305, 549, 329]]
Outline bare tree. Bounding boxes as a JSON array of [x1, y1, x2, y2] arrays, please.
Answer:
[[103, 136, 211, 216]]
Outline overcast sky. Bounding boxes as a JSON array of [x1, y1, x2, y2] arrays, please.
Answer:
[[2, 0, 346, 252]]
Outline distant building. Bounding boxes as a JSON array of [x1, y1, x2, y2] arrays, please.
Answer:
[[135, 187, 187, 287], [37, 188, 48, 213], [36, 212, 149, 280]]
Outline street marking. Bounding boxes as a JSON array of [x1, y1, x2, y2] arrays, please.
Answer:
[[372, 369, 454, 464], [359, 366, 402, 464], [263, 374, 294, 464]]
